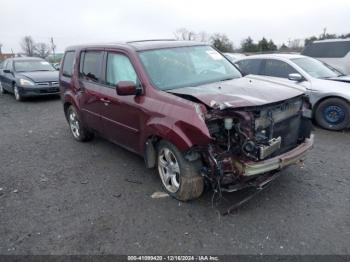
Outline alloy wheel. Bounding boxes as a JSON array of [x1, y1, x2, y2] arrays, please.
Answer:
[[14, 86, 20, 101], [68, 110, 80, 139], [158, 147, 181, 193]]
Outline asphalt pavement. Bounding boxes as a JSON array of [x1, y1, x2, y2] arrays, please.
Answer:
[[0, 93, 349, 255]]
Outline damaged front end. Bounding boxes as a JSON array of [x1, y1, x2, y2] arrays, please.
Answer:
[[195, 95, 314, 192]]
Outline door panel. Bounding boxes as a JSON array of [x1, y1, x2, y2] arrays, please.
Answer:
[[99, 52, 142, 153], [78, 50, 105, 133], [98, 86, 141, 153], [79, 80, 105, 133]]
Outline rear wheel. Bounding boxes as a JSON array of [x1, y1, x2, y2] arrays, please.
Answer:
[[315, 98, 350, 131], [157, 140, 204, 201], [67, 106, 94, 142]]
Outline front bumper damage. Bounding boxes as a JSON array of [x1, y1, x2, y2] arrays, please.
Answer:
[[201, 135, 314, 193], [235, 135, 314, 177]]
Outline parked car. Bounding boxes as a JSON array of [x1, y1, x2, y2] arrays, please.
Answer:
[[302, 38, 350, 75], [60, 40, 313, 201], [223, 52, 246, 62], [0, 57, 60, 101], [52, 62, 61, 70], [234, 54, 350, 130]]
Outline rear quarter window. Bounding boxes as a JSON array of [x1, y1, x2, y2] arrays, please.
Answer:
[[302, 41, 350, 58], [62, 51, 75, 77]]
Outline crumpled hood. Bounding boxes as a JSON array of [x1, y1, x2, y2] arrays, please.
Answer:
[[168, 75, 304, 109], [17, 71, 59, 82]]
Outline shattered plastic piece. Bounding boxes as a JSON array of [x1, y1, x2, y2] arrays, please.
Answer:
[[151, 192, 169, 199]]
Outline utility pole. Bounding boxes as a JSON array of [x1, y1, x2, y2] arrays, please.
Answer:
[[51, 37, 56, 62]]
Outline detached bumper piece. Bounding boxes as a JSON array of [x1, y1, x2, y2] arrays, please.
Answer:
[[238, 135, 314, 177]]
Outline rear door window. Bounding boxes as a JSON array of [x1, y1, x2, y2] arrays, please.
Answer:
[[261, 59, 298, 78], [235, 59, 262, 75], [62, 51, 75, 77], [80, 51, 103, 82], [302, 41, 350, 58]]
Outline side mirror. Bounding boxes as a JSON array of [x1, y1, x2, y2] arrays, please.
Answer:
[[116, 81, 138, 96], [288, 73, 303, 82], [3, 69, 11, 74]]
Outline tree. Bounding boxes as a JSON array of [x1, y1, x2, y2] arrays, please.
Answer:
[[241, 37, 258, 52], [20, 36, 36, 56], [34, 42, 51, 58], [279, 43, 289, 52], [210, 33, 234, 52], [257, 37, 269, 51], [0, 43, 2, 54], [174, 28, 197, 41], [267, 40, 277, 51]]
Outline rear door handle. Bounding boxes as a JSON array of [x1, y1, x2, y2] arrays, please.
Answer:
[[100, 98, 111, 106]]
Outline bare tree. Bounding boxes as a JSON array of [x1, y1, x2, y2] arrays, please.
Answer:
[[20, 36, 36, 56], [0, 43, 3, 54], [174, 28, 197, 41], [34, 43, 51, 58]]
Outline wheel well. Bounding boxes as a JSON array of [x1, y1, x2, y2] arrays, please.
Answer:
[[313, 96, 350, 118], [63, 102, 72, 120], [144, 135, 161, 168]]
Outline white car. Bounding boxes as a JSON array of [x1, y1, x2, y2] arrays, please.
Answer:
[[223, 53, 246, 63], [235, 54, 350, 131], [302, 38, 350, 75]]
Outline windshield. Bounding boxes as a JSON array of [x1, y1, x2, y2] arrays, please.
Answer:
[[291, 57, 341, 79], [138, 46, 242, 90], [14, 60, 55, 72]]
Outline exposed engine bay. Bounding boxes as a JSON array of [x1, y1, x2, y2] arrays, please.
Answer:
[[197, 95, 313, 192]]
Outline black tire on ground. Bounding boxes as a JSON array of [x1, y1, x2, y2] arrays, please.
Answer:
[[156, 140, 204, 201], [14, 85, 24, 101], [315, 98, 350, 131], [66, 105, 94, 142], [0, 82, 8, 94]]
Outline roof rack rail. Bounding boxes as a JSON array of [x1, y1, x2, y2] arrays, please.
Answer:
[[127, 39, 176, 43]]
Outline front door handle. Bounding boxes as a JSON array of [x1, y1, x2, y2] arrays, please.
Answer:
[[100, 98, 111, 106]]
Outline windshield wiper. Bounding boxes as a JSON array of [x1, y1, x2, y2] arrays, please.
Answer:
[[219, 77, 236, 82]]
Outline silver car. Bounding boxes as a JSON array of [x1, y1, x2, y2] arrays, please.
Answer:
[[235, 54, 350, 131], [302, 38, 350, 75]]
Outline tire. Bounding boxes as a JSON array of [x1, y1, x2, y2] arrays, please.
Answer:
[[13, 85, 23, 101], [0, 82, 8, 94], [66, 105, 94, 142], [157, 140, 204, 201], [315, 98, 350, 131]]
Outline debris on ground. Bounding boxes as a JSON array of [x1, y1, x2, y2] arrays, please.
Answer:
[[113, 193, 122, 198], [80, 180, 89, 184], [40, 176, 49, 182], [125, 178, 142, 185], [151, 191, 169, 199], [13, 189, 19, 193]]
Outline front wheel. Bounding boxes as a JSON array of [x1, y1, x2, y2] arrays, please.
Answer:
[[14, 85, 23, 101], [315, 98, 350, 131], [157, 140, 204, 201]]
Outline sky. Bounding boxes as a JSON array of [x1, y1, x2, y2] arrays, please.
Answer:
[[1, 0, 350, 53]]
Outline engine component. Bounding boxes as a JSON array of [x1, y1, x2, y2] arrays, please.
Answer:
[[224, 118, 233, 130], [259, 136, 282, 159]]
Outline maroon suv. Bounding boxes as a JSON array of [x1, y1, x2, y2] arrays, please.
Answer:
[[60, 40, 314, 201]]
